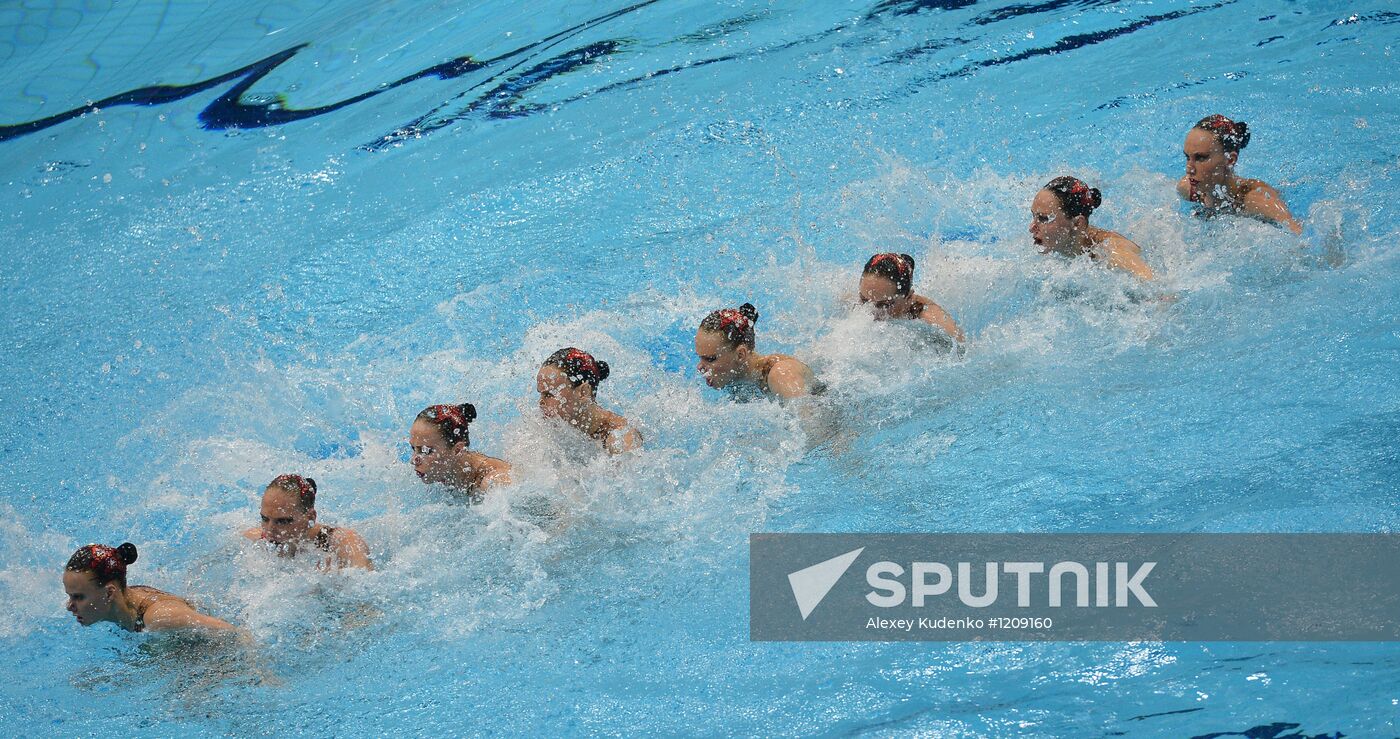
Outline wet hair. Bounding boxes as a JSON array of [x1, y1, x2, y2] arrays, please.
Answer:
[[66, 542, 138, 589], [1043, 176, 1103, 220], [1194, 114, 1251, 153], [416, 403, 477, 447], [862, 253, 916, 296], [268, 474, 317, 510], [544, 348, 610, 390], [699, 303, 759, 349]]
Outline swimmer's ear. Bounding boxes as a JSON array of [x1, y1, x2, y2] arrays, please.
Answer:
[[1226, 151, 1238, 167]]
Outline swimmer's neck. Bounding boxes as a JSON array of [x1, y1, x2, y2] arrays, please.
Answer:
[[109, 588, 140, 632], [1196, 173, 1246, 210], [282, 523, 330, 556], [741, 352, 775, 385], [1050, 227, 1104, 258], [457, 451, 505, 490]]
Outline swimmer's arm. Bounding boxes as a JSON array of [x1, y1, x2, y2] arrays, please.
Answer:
[[1242, 182, 1303, 235], [917, 300, 965, 343], [333, 530, 374, 571], [1101, 235, 1155, 281], [767, 358, 813, 399], [604, 423, 642, 455], [142, 600, 238, 632]]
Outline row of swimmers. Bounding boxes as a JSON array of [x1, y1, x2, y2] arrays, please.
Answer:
[[62, 113, 1302, 634]]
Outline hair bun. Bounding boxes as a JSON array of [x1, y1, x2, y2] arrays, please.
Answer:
[[304, 478, 318, 494], [1088, 188, 1103, 210], [739, 303, 759, 323], [899, 254, 916, 272], [595, 360, 610, 382], [459, 403, 477, 423], [1234, 121, 1250, 149], [116, 542, 138, 565]]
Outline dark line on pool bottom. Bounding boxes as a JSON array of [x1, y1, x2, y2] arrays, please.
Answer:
[[920, 0, 1239, 85], [0, 0, 660, 144]]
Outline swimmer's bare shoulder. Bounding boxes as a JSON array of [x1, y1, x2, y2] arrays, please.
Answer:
[[1176, 175, 1193, 201], [142, 597, 237, 632], [1240, 178, 1303, 234], [330, 528, 373, 571], [603, 416, 642, 455], [481, 459, 513, 489], [1096, 230, 1154, 281], [913, 295, 965, 343], [766, 355, 814, 399]]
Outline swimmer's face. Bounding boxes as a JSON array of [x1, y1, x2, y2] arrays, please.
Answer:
[[63, 570, 113, 627], [259, 486, 314, 547], [1184, 128, 1235, 193], [536, 365, 589, 423], [409, 420, 462, 485], [1029, 190, 1077, 254], [859, 274, 904, 319], [695, 329, 745, 388]]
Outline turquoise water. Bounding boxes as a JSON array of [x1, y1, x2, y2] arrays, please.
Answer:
[[3, 0, 1399, 734]]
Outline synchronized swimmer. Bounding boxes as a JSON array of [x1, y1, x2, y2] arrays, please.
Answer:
[[1030, 176, 1155, 281], [64, 543, 235, 632], [537, 348, 642, 455], [242, 474, 372, 571], [1179, 114, 1302, 234], [64, 113, 1304, 635], [695, 303, 819, 399], [859, 253, 965, 341], [409, 403, 512, 498]]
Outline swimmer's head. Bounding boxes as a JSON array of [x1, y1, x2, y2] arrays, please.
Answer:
[[538, 348, 610, 422], [410, 403, 477, 484], [258, 474, 317, 547], [64, 542, 138, 626], [1185, 114, 1249, 191], [1031, 176, 1101, 255], [860, 253, 916, 318], [696, 303, 759, 388]]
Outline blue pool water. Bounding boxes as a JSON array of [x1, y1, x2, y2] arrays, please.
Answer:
[[3, 0, 1399, 734]]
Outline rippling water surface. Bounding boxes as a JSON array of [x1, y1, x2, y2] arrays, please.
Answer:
[[2, 0, 1398, 735]]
